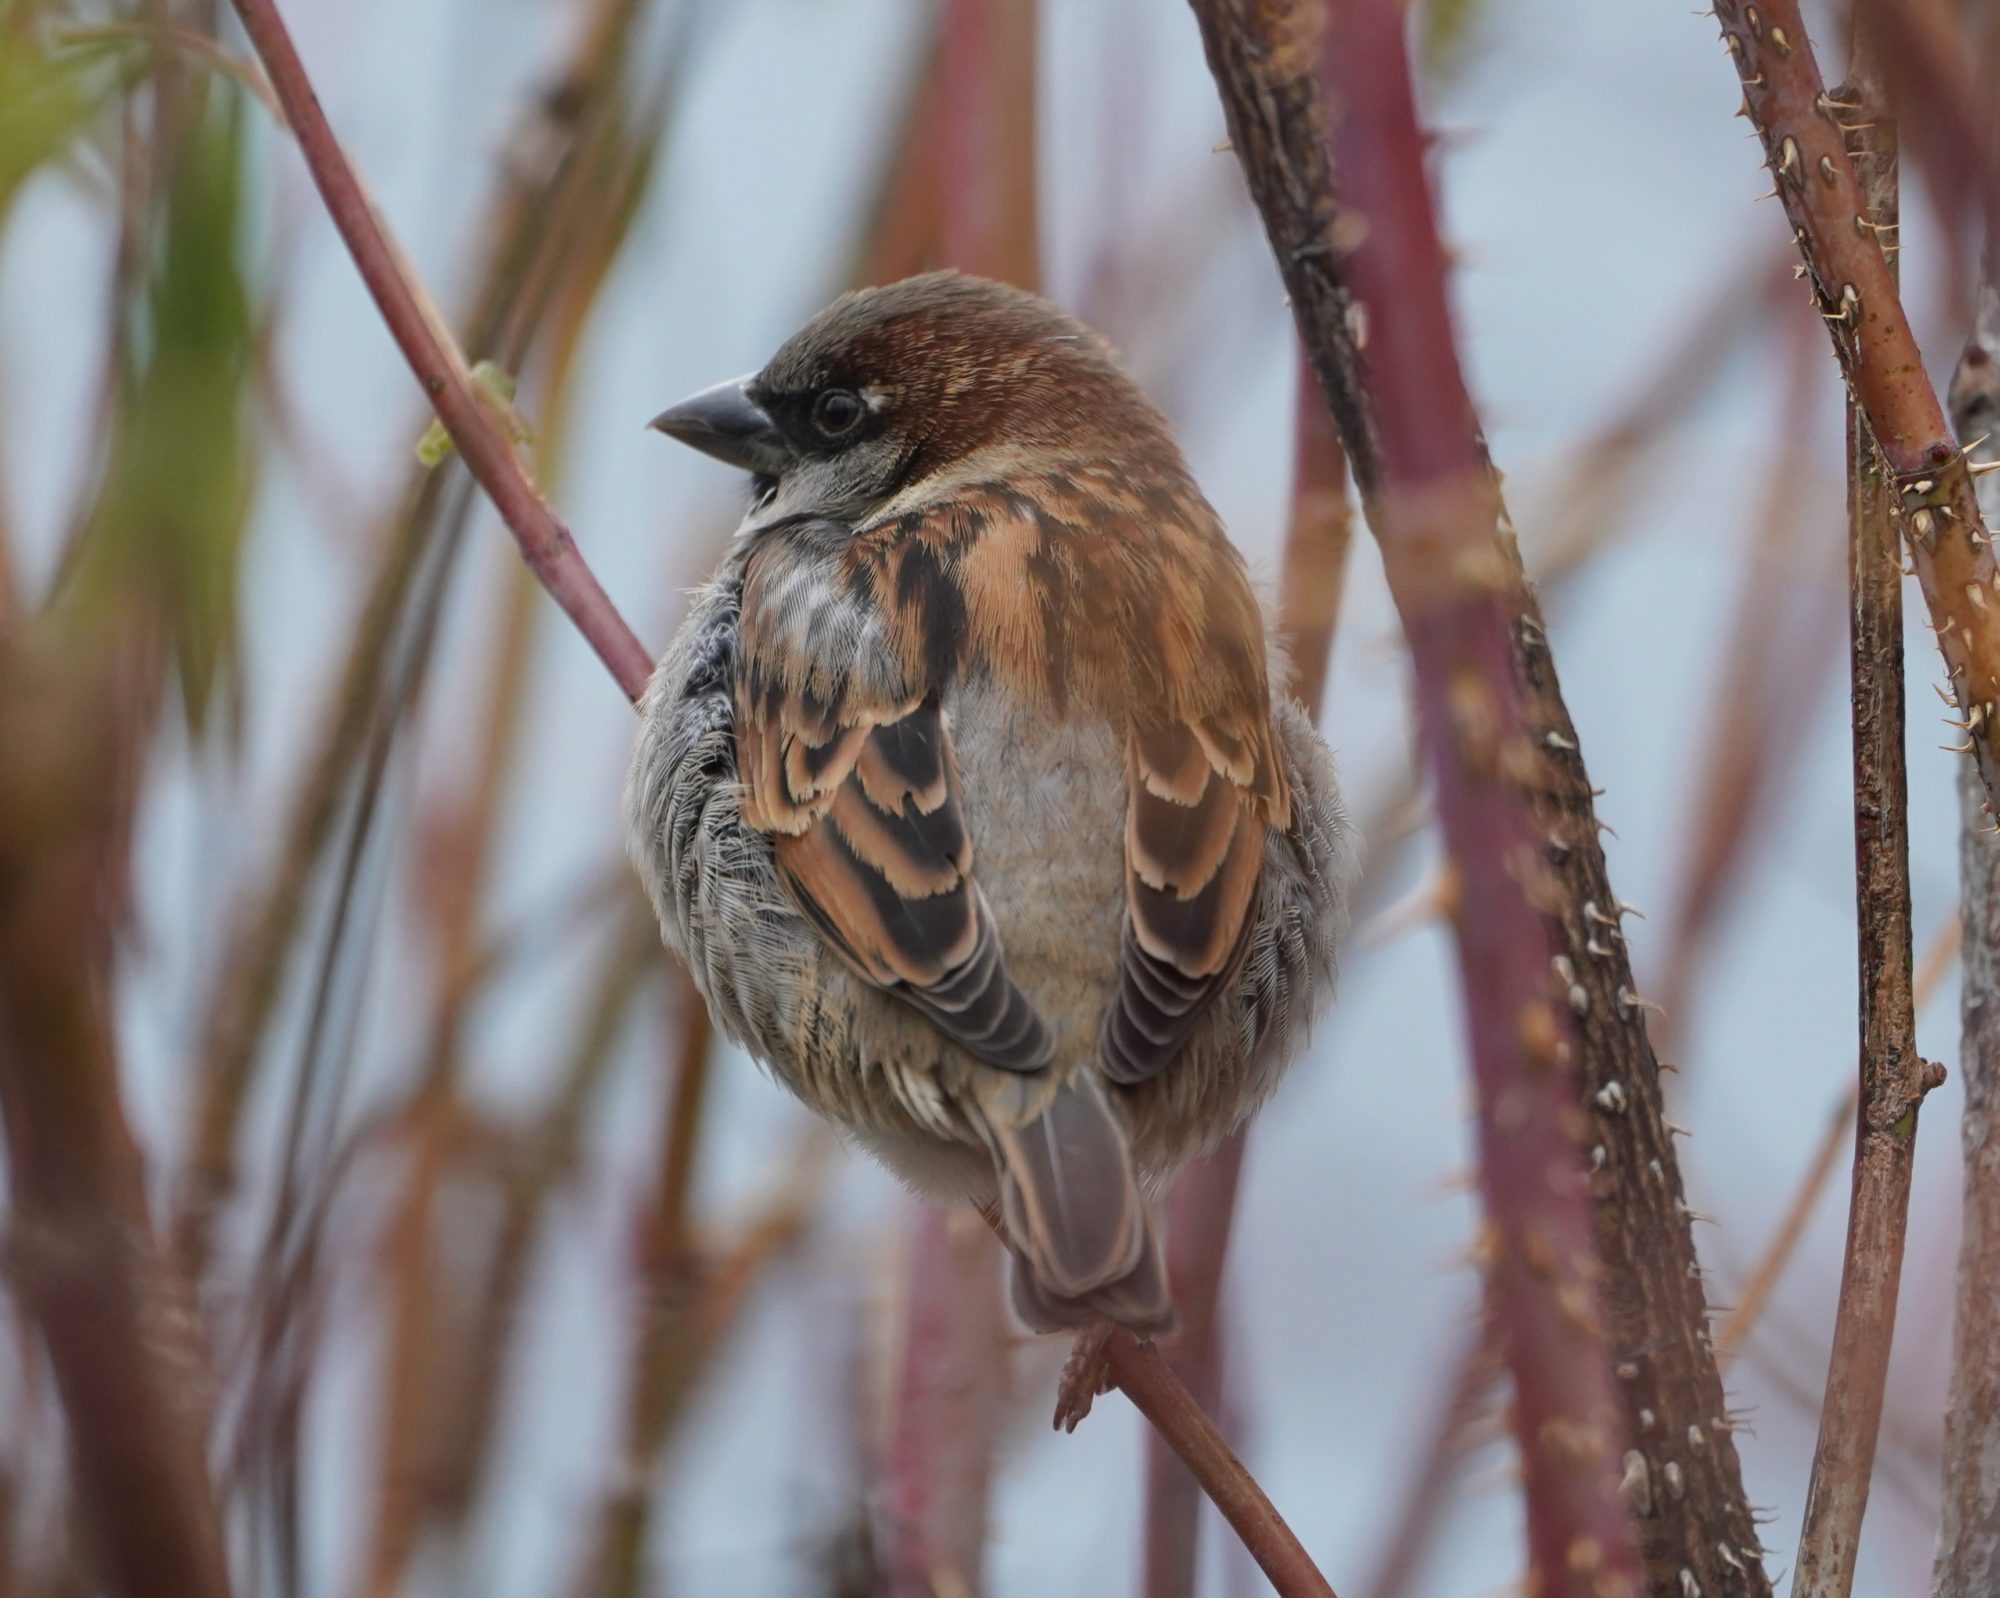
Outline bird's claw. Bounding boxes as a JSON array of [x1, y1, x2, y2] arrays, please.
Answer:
[[1052, 1323, 1118, 1433]]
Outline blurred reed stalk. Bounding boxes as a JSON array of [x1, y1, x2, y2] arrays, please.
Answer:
[[1709, 0, 2000, 810], [357, 67, 676, 1592], [1145, 342, 1352, 1598], [0, 15, 257, 1589], [1791, 48, 1943, 1597], [1192, 0, 1772, 1591], [1938, 256, 2000, 1597]]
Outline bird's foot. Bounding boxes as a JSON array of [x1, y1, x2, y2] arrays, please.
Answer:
[[1052, 1323, 1119, 1433]]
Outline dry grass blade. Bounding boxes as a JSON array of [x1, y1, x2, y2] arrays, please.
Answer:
[[1357, 1319, 1501, 1598], [1654, 308, 1844, 1045]]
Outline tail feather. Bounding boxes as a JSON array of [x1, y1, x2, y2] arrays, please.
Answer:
[[984, 1075, 1175, 1335]]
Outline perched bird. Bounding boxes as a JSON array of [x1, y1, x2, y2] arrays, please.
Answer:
[[627, 272, 1356, 1336]]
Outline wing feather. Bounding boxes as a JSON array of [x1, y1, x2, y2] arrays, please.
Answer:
[[1101, 712, 1281, 1086], [736, 618, 1052, 1074]]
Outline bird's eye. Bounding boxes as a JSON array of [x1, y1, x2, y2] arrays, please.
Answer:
[[812, 388, 864, 439]]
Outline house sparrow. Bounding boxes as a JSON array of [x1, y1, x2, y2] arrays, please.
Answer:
[[627, 272, 1355, 1336]]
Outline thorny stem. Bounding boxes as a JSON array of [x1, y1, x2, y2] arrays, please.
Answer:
[[224, 0, 653, 699], [1710, 0, 2000, 813], [1936, 263, 2000, 1598], [1230, 1, 1635, 1588], [1192, 1, 1766, 1591], [1792, 55, 1942, 1598]]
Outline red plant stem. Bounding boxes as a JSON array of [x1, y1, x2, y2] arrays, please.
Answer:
[[224, 0, 653, 701], [1146, 1129, 1248, 1598], [1310, 2, 1639, 1587], [1109, 1334, 1336, 1598], [881, 1210, 1005, 1598], [1190, 3, 1642, 1593], [0, 645, 233, 1598], [1712, 0, 2000, 810]]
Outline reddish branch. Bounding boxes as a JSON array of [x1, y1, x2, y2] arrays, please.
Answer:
[[1711, 0, 2000, 810], [1192, 1, 1772, 1592], [1111, 1333, 1337, 1598], [1190, 3, 1637, 1593], [881, 1210, 1006, 1598], [224, 0, 653, 701]]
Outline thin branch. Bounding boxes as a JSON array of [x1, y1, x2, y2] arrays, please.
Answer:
[[1792, 53, 1942, 1595], [1106, 1334, 1336, 1598], [1711, 0, 2000, 811], [1936, 253, 2000, 1598], [1191, 0, 1767, 1590], [224, 0, 652, 699]]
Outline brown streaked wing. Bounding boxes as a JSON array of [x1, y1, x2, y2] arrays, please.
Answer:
[[741, 685, 1053, 1075], [1101, 715, 1275, 1085]]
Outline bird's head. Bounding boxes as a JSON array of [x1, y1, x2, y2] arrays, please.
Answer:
[[649, 271, 1163, 530]]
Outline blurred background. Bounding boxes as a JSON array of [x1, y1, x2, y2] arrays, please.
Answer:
[[0, 0, 1978, 1593]]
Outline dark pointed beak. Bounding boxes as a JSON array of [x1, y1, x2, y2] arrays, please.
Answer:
[[648, 376, 792, 475]]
